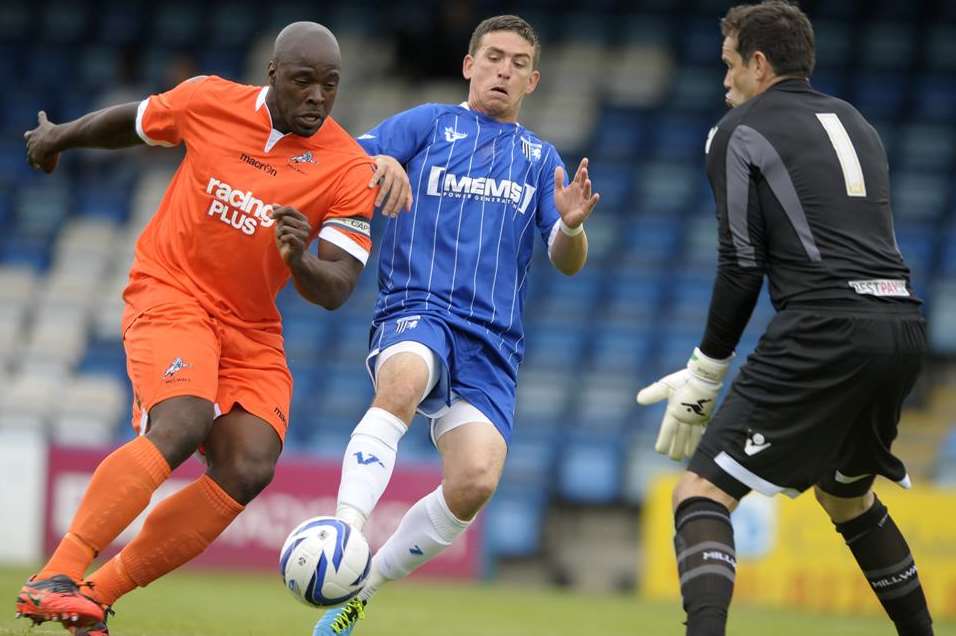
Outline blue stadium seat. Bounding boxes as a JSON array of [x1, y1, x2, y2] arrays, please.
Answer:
[[524, 329, 588, 371], [501, 436, 556, 491], [678, 19, 721, 66], [0, 3, 30, 44], [618, 15, 672, 47], [634, 162, 696, 214], [209, 4, 259, 46], [283, 316, 324, 360], [928, 283, 956, 354], [651, 114, 712, 161], [591, 108, 644, 160], [812, 21, 852, 67], [153, 4, 202, 46], [860, 24, 916, 70], [1, 236, 50, 271], [588, 329, 654, 377], [15, 182, 69, 240], [590, 164, 634, 212], [926, 26, 956, 71], [669, 68, 725, 113], [199, 47, 245, 82], [852, 72, 906, 121], [96, 1, 146, 45], [602, 273, 664, 325], [41, 2, 89, 44], [317, 366, 374, 420], [914, 74, 956, 123], [557, 435, 623, 503], [810, 70, 847, 101], [77, 340, 127, 379], [79, 46, 120, 90], [892, 173, 949, 221], [897, 125, 955, 173], [939, 233, 956, 277], [894, 227, 935, 283], [485, 490, 548, 558]]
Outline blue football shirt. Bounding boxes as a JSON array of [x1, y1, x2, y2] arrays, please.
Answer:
[[358, 103, 565, 370]]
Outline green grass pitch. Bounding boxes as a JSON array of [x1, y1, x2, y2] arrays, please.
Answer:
[[2, 567, 953, 635]]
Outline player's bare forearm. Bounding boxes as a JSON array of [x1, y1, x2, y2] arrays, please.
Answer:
[[50, 102, 143, 151], [288, 250, 362, 310], [549, 228, 588, 276]]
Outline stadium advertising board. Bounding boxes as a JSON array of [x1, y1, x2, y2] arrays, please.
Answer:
[[45, 446, 480, 579], [642, 475, 956, 618]]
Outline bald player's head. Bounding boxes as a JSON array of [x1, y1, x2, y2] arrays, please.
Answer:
[[265, 22, 342, 137]]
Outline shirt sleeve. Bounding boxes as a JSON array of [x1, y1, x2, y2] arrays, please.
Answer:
[[356, 104, 440, 163], [698, 122, 766, 359], [318, 160, 377, 265], [135, 75, 209, 148], [536, 145, 565, 254]]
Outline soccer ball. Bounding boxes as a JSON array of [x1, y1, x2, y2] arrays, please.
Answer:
[[279, 516, 371, 608]]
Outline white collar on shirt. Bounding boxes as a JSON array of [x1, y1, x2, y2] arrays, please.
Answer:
[[256, 86, 288, 153], [459, 101, 521, 127]]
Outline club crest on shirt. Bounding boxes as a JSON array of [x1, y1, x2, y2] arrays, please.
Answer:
[[444, 127, 469, 142], [520, 136, 542, 162], [162, 357, 191, 379], [288, 151, 316, 173]]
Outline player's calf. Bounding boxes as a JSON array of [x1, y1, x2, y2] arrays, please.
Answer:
[[826, 493, 934, 636], [672, 496, 737, 636]]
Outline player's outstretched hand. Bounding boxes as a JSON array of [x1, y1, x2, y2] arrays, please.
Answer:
[[635, 348, 732, 461], [24, 111, 60, 174], [271, 205, 311, 266], [370, 155, 412, 217], [554, 157, 600, 230]]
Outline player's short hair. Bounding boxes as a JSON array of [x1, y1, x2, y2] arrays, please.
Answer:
[[468, 15, 540, 69], [721, 1, 815, 78]]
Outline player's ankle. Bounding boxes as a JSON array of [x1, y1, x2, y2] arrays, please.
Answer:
[[357, 566, 388, 603], [337, 505, 367, 533]]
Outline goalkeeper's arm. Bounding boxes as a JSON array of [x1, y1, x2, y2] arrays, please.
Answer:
[[636, 263, 762, 461]]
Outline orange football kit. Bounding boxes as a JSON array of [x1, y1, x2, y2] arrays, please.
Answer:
[[124, 75, 376, 441], [17, 76, 378, 622]]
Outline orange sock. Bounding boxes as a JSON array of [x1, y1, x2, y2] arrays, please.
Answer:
[[86, 474, 244, 606], [38, 436, 170, 582]]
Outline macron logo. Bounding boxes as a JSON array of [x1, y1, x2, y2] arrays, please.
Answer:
[[744, 432, 771, 456], [426, 167, 536, 214]]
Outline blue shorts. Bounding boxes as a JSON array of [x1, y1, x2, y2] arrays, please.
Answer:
[[366, 312, 517, 444]]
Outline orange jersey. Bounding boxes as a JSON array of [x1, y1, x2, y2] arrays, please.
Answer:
[[126, 75, 376, 329]]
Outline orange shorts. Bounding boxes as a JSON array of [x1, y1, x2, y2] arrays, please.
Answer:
[[122, 295, 292, 442]]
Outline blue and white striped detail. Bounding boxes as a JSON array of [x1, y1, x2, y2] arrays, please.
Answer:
[[356, 103, 564, 372]]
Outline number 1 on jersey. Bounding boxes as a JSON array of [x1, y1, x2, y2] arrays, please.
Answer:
[[816, 113, 867, 198]]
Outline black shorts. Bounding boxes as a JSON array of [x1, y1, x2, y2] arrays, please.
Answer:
[[689, 303, 927, 500]]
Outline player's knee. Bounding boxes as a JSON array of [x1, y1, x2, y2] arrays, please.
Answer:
[[672, 472, 738, 512], [444, 459, 501, 519], [146, 396, 215, 468], [814, 486, 873, 523], [210, 451, 278, 504]]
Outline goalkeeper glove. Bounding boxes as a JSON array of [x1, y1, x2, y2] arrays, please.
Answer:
[[636, 348, 732, 461]]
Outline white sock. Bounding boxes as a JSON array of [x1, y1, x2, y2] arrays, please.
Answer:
[[336, 408, 407, 532], [359, 485, 470, 602]]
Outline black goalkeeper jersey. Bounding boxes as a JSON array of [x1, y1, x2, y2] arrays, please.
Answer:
[[700, 78, 920, 358]]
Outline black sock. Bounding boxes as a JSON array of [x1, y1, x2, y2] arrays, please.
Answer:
[[835, 495, 933, 636], [673, 497, 736, 636]]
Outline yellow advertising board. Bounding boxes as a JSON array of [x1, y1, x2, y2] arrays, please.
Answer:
[[642, 475, 956, 618]]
